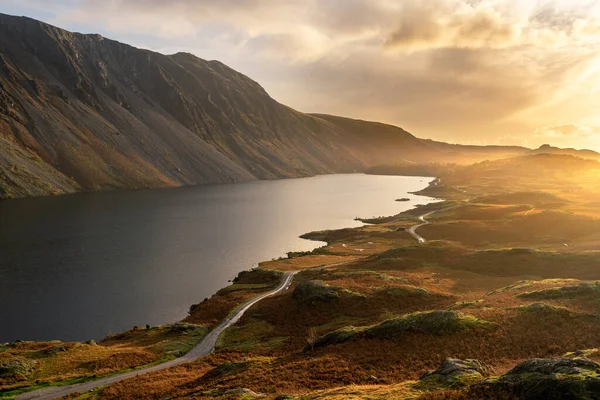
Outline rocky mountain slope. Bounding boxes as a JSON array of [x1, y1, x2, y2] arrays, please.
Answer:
[[0, 13, 528, 199]]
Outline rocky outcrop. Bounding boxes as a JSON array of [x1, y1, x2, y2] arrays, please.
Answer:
[[293, 280, 342, 303], [518, 281, 600, 300], [311, 311, 494, 350], [0, 358, 37, 383], [471, 357, 600, 399], [419, 358, 490, 388]]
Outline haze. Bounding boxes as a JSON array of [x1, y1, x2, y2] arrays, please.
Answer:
[[3, 0, 600, 149]]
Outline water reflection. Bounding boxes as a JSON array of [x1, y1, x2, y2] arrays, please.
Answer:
[[0, 174, 436, 342]]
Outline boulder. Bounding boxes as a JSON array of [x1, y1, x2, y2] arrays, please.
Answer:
[[366, 310, 493, 338], [0, 358, 37, 381], [309, 311, 493, 350], [518, 281, 600, 300], [419, 358, 490, 388], [471, 357, 600, 400], [293, 280, 341, 303]]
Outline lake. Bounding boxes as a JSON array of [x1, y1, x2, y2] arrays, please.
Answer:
[[0, 174, 435, 342]]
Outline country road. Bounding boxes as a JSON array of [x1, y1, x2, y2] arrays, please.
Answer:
[[407, 206, 457, 243], [17, 211, 425, 400], [17, 272, 298, 400], [407, 210, 437, 243]]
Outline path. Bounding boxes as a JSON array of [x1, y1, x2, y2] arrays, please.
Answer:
[[407, 206, 457, 243], [18, 272, 298, 400]]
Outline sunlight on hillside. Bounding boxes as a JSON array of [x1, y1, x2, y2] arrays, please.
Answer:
[[4, 1, 600, 399]]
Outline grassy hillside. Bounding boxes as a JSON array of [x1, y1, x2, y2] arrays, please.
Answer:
[[5, 154, 600, 399]]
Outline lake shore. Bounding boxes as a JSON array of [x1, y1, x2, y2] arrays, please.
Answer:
[[1, 175, 437, 397], [6, 155, 600, 399], [1, 174, 434, 344]]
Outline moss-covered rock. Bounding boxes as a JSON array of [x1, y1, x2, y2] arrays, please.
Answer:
[[202, 361, 252, 380], [512, 302, 570, 313], [293, 280, 341, 303], [564, 349, 599, 358], [309, 326, 366, 350], [472, 357, 600, 400], [366, 311, 493, 339], [518, 281, 600, 300], [310, 311, 493, 349], [419, 358, 490, 389], [0, 358, 37, 381]]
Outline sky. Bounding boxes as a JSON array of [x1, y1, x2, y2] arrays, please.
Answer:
[[2, 0, 600, 150]]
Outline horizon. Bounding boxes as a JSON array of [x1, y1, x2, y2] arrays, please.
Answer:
[[2, 0, 600, 152]]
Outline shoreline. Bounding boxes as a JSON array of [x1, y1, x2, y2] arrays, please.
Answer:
[[7, 178, 442, 399], [9, 153, 600, 399], [1, 175, 438, 345], [179, 176, 440, 322], [1, 171, 375, 202]]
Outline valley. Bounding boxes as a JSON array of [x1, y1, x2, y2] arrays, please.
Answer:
[[4, 154, 600, 399]]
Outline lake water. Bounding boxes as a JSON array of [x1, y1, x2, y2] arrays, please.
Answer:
[[0, 174, 435, 342]]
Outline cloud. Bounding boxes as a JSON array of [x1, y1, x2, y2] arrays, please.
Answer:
[[384, 0, 600, 51], [384, 0, 521, 50], [34, 0, 600, 149], [534, 124, 600, 138]]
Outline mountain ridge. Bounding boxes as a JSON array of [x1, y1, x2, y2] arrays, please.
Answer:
[[0, 13, 582, 199]]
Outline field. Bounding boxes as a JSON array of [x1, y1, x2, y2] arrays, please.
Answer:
[[4, 154, 600, 399]]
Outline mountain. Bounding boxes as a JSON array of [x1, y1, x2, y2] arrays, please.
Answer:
[[529, 144, 600, 160], [0, 14, 528, 199]]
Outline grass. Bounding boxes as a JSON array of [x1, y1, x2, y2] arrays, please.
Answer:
[[1, 374, 104, 399], [312, 311, 494, 349], [292, 280, 343, 303], [1, 351, 185, 399], [216, 319, 289, 352], [518, 281, 600, 300], [0, 324, 208, 395], [11, 154, 600, 399], [510, 303, 571, 313]]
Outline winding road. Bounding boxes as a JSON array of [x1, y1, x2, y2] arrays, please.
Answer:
[[407, 210, 438, 243], [18, 204, 443, 400], [17, 272, 299, 400], [407, 206, 457, 244]]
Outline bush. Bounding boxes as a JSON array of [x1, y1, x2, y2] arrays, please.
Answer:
[[293, 280, 341, 303]]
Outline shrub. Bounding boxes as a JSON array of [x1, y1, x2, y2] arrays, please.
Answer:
[[293, 280, 341, 303]]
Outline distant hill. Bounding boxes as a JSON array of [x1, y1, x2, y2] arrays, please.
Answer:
[[0, 13, 554, 199], [529, 144, 600, 160]]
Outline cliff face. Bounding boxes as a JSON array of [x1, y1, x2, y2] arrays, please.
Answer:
[[0, 14, 527, 199]]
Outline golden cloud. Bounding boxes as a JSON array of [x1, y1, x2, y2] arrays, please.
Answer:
[[51, 0, 600, 149]]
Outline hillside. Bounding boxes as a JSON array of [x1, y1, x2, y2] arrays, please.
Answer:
[[529, 144, 600, 160], [6, 153, 600, 399], [0, 13, 529, 199]]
